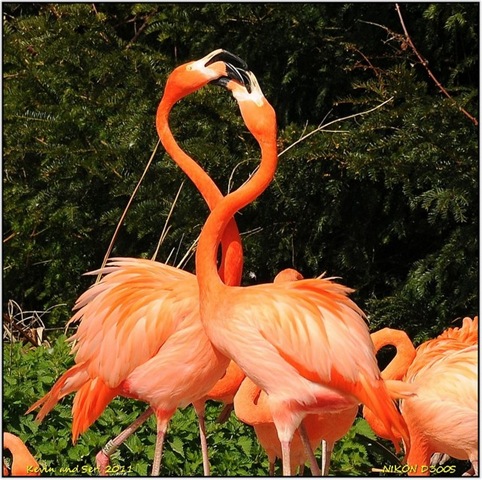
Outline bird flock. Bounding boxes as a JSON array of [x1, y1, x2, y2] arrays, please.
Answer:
[[6, 50, 476, 477]]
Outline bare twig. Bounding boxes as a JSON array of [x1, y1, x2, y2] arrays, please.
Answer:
[[175, 233, 199, 270], [3, 300, 64, 347], [151, 181, 185, 261], [3, 314, 38, 347], [96, 140, 160, 282], [394, 3, 478, 126], [227, 159, 252, 194], [127, 13, 154, 49], [279, 97, 393, 158]]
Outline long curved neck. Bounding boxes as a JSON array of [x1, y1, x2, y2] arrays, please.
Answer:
[[156, 96, 242, 286], [4, 434, 39, 475], [371, 328, 416, 380], [362, 327, 415, 441], [196, 127, 278, 296], [234, 378, 272, 424]]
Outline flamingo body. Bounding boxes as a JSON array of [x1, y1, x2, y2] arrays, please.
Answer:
[[28, 50, 249, 475], [29, 260, 227, 438], [195, 73, 410, 475], [402, 345, 478, 475], [364, 317, 478, 476], [234, 376, 357, 475]]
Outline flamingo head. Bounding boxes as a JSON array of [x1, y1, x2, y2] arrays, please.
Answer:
[[163, 49, 248, 104], [221, 70, 277, 142]]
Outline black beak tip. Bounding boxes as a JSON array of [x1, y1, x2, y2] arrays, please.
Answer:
[[205, 50, 248, 70], [210, 77, 231, 88]]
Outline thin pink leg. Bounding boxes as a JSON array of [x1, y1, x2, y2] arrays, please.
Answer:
[[280, 439, 292, 476], [321, 440, 333, 476], [96, 407, 153, 475], [298, 421, 321, 476], [151, 416, 169, 476], [193, 401, 210, 476], [216, 403, 234, 423]]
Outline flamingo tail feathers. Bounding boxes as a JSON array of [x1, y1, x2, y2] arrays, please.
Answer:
[[71, 378, 118, 443], [26, 363, 88, 422]]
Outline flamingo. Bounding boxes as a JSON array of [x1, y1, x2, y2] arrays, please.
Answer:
[[3, 432, 40, 476], [194, 70, 411, 476], [233, 268, 358, 476], [234, 376, 324, 476], [234, 375, 359, 476], [402, 318, 478, 476], [364, 317, 478, 476], [362, 327, 417, 440], [27, 50, 250, 476], [403, 344, 477, 475]]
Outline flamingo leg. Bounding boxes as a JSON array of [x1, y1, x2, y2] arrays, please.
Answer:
[[151, 416, 169, 477], [193, 402, 210, 476], [96, 407, 153, 475], [280, 439, 292, 476], [216, 403, 234, 423], [320, 440, 333, 476], [298, 421, 321, 476]]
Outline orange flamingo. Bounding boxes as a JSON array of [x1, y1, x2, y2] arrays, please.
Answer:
[[27, 50, 249, 477], [235, 374, 358, 476], [233, 268, 358, 476], [3, 432, 40, 476], [194, 70, 410, 476], [402, 318, 478, 476], [364, 317, 478, 475], [402, 344, 478, 475], [362, 327, 416, 440], [234, 376, 324, 475]]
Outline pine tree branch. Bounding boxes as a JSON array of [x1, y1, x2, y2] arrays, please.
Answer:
[[395, 3, 478, 127]]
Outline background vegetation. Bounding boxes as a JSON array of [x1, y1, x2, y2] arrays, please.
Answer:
[[3, 3, 478, 476]]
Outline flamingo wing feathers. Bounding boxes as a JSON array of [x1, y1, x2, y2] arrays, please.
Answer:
[[402, 345, 478, 463], [67, 258, 197, 386], [226, 277, 378, 385], [27, 258, 199, 425], [208, 277, 410, 452]]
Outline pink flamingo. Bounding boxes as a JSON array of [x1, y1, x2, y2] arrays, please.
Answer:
[[27, 50, 249, 476], [3, 432, 40, 476], [364, 317, 478, 475], [233, 268, 358, 476], [194, 70, 410, 476]]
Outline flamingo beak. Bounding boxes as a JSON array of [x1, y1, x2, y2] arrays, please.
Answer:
[[203, 49, 251, 91], [204, 49, 248, 70], [209, 63, 251, 93], [212, 65, 252, 91]]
